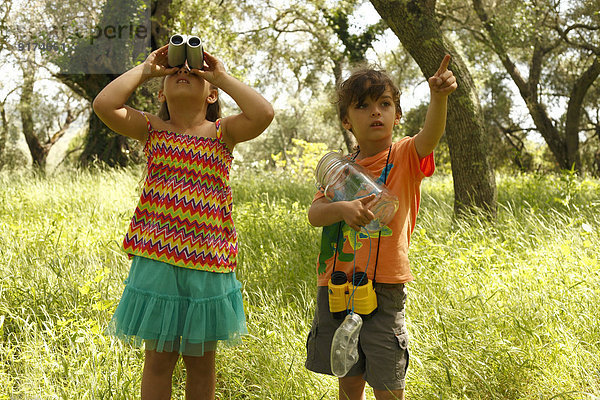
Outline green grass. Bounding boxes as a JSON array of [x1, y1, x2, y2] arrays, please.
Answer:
[[1, 167, 599, 399]]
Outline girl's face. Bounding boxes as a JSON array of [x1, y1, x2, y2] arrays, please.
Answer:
[[342, 87, 400, 145], [160, 66, 215, 105]]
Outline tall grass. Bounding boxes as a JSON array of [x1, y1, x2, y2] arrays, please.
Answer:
[[411, 173, 600, 399], [1, 167, 599, 399]]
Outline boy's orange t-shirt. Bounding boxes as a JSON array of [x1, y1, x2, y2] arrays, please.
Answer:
[[314, 136, 434, 286]]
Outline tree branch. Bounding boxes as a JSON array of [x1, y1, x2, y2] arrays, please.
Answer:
[[554, 23, 600, 54]]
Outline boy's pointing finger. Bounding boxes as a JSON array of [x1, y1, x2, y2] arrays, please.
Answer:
[[436, 54, 451, 76]]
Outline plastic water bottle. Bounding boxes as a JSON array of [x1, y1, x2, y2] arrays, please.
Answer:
[[315, 152, 398, 232], [330, 312, 363, 377]]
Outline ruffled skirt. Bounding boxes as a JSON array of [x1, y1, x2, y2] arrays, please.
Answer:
[[107, 256, 247, 356]]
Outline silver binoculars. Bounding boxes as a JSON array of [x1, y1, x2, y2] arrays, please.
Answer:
[[168, 34, 204, 70]]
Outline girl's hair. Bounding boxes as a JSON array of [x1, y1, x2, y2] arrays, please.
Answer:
[[336, 68, 402, 123], [157, 77, 221, 122]]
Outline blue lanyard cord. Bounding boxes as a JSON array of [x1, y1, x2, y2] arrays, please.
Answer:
[[347, 227, 372, 314], [331, 144, 391, 286], [331, 144, 392, 315]]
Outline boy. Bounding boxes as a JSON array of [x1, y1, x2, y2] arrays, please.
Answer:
[[305, 55, 457, 400]]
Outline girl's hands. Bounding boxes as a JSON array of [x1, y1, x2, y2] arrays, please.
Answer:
[[142, 44, 179, 78], [190, 51, 227, 86], [428, 54, 457, 97]]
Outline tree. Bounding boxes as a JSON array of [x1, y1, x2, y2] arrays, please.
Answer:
[[445, 0, 600, 172], [323, 5, 388, 152], [17, 59, 84, 170], [480, 73, 540, 172], [18, 59, 41, 168], [0, 1, 11, 51], [0, 0, 89, 170], [232, 1, 353, 156], [0, 90, 16, 164], [232, 0, 399, 158], [370, 0, 497, 216], [3, 0, 280, 168], [0, 1, 11, 160], [0, 0, 150, 167], [52, 0, 173, 167], [580, 80, 600, 175]]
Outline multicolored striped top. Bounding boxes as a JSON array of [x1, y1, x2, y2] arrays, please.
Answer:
[[123, 114, 237, 273]]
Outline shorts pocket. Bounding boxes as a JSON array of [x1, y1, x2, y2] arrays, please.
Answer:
[[305, 325, 318, 364], [394, 328, 410, 380]]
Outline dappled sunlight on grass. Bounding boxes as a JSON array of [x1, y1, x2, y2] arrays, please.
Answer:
[[411, 173, 600, 398], [1, 168, 599, 398]]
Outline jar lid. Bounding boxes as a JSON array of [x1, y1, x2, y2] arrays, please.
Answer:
[[315, 152, 346, 185]]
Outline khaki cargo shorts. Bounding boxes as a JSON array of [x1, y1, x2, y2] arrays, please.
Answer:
[[305, 283, 410, 391]]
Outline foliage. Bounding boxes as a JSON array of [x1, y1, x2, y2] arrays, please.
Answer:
[[1, 0, 599, 178], [0, 100, 31, 169], [439, 0, 600, 173], [271, 138, 329, 179], [227, 0, 403, 156], [1, 168, 600, 398], [233, 89, 343, 165], [0, 0, 107, 169], [322, 3, 387, 65]]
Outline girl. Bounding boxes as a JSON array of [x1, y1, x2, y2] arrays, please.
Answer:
[[93, 43, 274, 399]]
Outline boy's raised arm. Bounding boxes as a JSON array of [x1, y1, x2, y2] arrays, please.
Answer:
[[414, 54, 457, 159]]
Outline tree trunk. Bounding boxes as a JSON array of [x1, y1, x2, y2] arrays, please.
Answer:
[[19, 62, 48, 170], [150, 0, 173, 50], [80, 112, 133, 167], [370, 0, 497, 216], [332, 58, 359, 152], [565, 58, 600, 171], [0, 102, 7, 160], [54, 0, 173, 167], [470, 0, 594, 171]]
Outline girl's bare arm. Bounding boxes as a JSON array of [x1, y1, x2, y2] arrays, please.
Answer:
[[93, 45, 177, 141]]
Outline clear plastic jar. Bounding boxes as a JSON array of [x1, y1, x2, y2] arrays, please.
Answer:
[[330, 312, 363, 377], [315, 152, 399, 232]]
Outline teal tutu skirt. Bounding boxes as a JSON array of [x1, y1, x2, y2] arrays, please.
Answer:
[[107, 256, 248, 356]]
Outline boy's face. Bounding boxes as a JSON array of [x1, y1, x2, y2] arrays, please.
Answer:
[[342, 87, 400, 148]]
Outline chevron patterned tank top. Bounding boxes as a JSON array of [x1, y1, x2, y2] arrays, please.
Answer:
[[123, 114, 237, 273]]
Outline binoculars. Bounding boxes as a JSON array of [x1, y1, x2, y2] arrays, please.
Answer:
[[328, 271, 378, 319], [168, 34, 204, 70]]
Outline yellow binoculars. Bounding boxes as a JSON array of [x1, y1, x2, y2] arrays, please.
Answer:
[[328, 271, 378, 319]]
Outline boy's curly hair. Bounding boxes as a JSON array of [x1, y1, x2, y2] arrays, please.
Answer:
[[336, 68, 402, 124]]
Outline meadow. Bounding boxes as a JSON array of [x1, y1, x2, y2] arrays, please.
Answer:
[[1, 166, 599, 399]]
